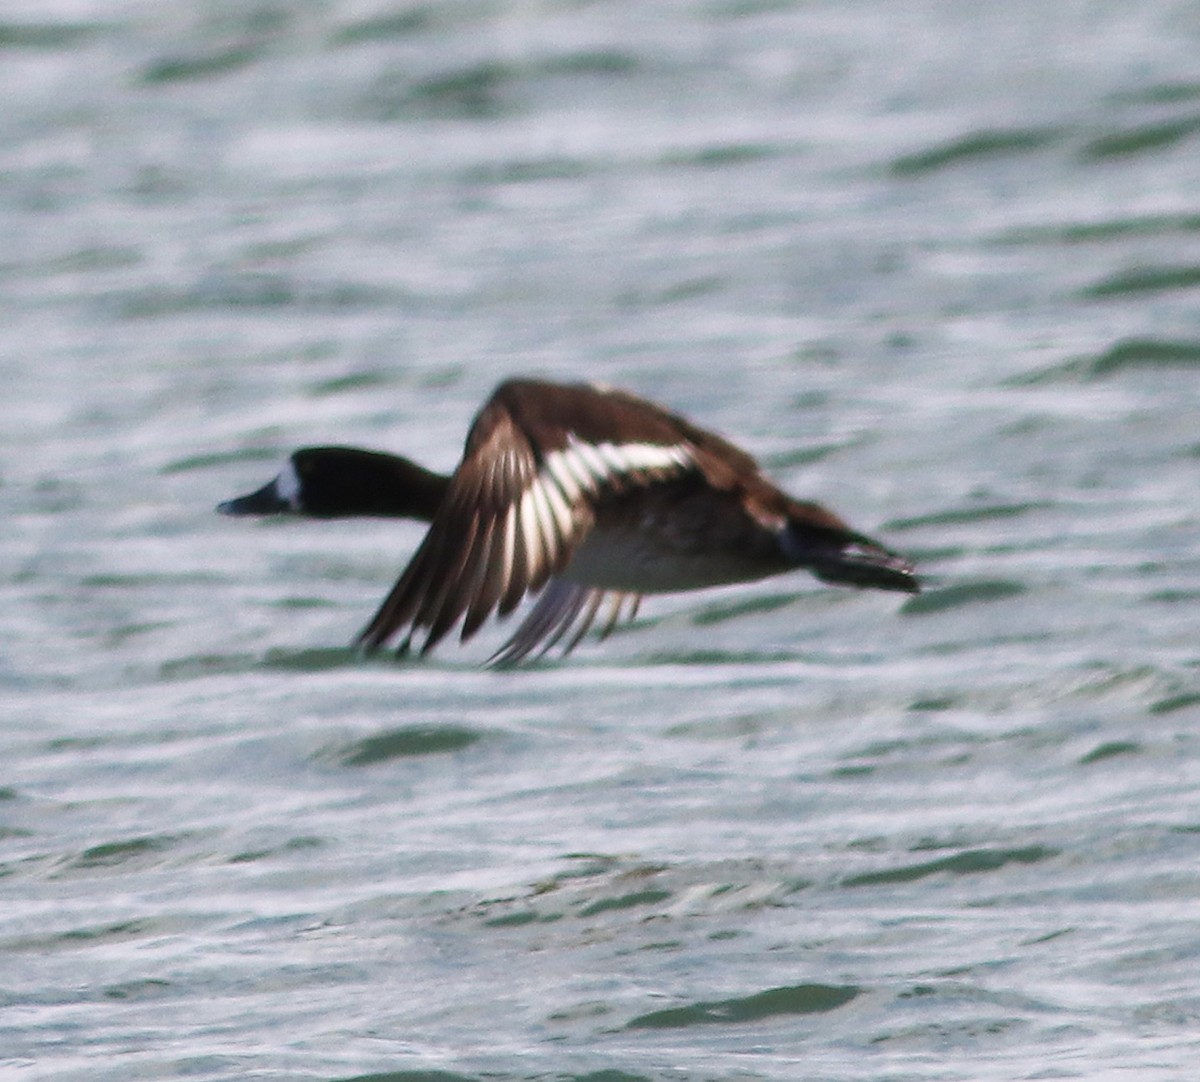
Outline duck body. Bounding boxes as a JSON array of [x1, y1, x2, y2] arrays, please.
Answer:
[[220, 378, 918, 664]]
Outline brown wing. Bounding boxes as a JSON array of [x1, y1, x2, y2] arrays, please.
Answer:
[[487, 580, 642, 666], [356, 380, 694, 656]]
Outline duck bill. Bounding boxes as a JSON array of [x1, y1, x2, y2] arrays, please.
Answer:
[[216, 478, 290, 516]]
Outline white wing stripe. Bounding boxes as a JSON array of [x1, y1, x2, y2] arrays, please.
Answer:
[[525, 479, 560, 565], [537, 474, 576, 541], [564, 437, 690, 486], [517, 486, 544, 581], [566, 440, 612, 484], [496, 502, 516, 595], [600, 440, 691, 474], [595, 442, 632, 475], [557, 446, 603, 492], [543, 450, 590, 503]]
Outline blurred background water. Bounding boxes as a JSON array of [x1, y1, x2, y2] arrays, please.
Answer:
[[3, 1, 1200, 1079]]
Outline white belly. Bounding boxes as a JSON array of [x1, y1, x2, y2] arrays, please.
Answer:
[[565, 529, 783, 594]]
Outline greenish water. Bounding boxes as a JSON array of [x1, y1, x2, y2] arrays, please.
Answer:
[[3, 2, 1200, 1080]]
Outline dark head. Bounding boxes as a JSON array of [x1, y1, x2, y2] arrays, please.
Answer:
[[217, 446, 449, 521]]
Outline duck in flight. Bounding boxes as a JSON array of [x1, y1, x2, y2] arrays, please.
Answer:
[[219, 378, 918, 664]]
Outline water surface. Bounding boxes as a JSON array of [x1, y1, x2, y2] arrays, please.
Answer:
[[4, 2, 1200, 1079]]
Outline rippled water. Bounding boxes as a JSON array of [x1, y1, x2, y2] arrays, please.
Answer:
[[4, 2, 1200, 1079]]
